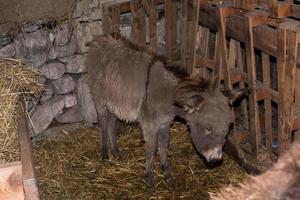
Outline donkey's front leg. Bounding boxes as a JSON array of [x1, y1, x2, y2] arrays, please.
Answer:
[[142, 125, 158, 188]]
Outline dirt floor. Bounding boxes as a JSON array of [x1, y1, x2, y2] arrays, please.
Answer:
[[33, 122, 246, 200]]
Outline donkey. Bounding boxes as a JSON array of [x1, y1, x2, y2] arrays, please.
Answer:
[[211, 141, 300, 200], [86, 35, 248, 187]]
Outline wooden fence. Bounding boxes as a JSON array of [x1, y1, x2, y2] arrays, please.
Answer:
[[102, 0, 300, 163]]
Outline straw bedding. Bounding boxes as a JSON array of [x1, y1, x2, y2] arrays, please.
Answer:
[[34, 122, 246, 200], [0, 58, 42, 164]]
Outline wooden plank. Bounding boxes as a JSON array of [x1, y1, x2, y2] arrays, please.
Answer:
[[117, 0, 164, 14], [196, 26, 210, 78], [262, 52, 273, 153], [268, 0, 277, 17], [180, 0, 200, 75], [130, 0, 146, 46], [111, 4, 121, 36], [235, 39, 249, 130], [18, 102, 39, 200], [245, 16, 260, 157], [217, 7, 232, 90], [165, 0, 177, 60], [0, 162, 24, 200], [148, 0, 157, 52], [199, 5, 278, 57], [102, 3, 112, 34], [278, 23, 300, 154], [291, 5, 300, 19]]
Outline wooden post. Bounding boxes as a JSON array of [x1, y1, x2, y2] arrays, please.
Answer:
[[278, 22, 300, 154], [244, 15, 260, 157], [102, 3, 112, 34], [216, 8, 232, 90], [180, 0, 200, 75], [148, 0, 158, 52], [0, 162, 24, 200], [196, 26, 210, 78], [130, 0, 147, 47], [18, 102, 39, 200], [165, 0, 177, 60], [262, 52, 273, 153], [111, 4, 121, 36]]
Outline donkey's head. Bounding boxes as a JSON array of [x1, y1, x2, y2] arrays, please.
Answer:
[[175, 78, 249, 168]]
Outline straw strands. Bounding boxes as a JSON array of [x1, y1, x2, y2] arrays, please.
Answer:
[[0, 58, 43, 164], [34, 122, 246, 199]]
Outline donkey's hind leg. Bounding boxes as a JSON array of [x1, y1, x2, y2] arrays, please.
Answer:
[[158, 123, 172, 181], [96, 107, 119, 160]]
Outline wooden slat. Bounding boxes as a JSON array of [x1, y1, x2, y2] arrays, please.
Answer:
[[0, 162, 24, 200], [165, 0, 177, 60], [262, 52, 273, 153], [18, 102, 39, 200], [235, 39, 249, 130], [180, 0, 200, 75], [102, 3, 112, 34], [278, 23, 300, 154], [217, 7, 232, 90], [245, 15, 260, 157], [111, 4, 121, 35], [117, 0, 164, 14], [130, 0, 146, 46], [148, 0, 157, 52]]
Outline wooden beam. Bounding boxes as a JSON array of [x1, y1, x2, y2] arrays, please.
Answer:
[[199, 5, 278, 57], [0, 162, 24, 200], [18, 102, 39, 200]]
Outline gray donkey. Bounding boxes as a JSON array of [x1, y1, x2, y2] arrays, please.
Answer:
[[86, 35, 248, 187]]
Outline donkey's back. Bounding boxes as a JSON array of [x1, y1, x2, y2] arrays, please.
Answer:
[[86, 35, 156, 121]]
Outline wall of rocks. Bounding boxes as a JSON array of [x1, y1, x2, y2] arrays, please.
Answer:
[[0, 0, 167, 135]]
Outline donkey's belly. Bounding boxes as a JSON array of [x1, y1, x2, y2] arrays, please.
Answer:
[[106, 99, 142, 122]]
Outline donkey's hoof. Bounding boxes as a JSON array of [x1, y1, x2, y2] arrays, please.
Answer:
[[101, 148, 109, 160], [112, 149, 120, 160], [145, 172, 155, 188], [164, 173, 173, 184]]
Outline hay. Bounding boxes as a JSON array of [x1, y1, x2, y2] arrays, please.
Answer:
[[0, 58, 43, 164], [34, 122, 247, 200]]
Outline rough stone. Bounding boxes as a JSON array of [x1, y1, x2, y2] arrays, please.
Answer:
[[23, 21, 40, 33], [30, 95, 65, 134], [0, 36, 11, 48], [54, 23, 72, 47], [49, 32, 77, 59], [61, 54, 87, 74], [0, 43, 15, 58], [39, 83, 54, 104], [52, 75, 75, 94], [15, 30, 51, 67], [76, 21, 102, 53], [40, 62, 65, 79], [77, 75, 97, 125], [64, 94, 77, 108], [55, 106, 83, 123]]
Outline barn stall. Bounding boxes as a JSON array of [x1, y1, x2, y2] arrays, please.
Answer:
[[1, 0, 300, 199]]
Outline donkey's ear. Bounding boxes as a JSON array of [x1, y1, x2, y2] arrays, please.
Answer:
[[175, 94, 207, 113], [223, 88, 250, 107]]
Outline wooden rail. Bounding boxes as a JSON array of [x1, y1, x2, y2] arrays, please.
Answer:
[[0, 101, 40, 200]]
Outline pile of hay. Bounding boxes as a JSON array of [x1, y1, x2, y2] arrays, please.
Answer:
[[34, 122, 247, 199], [0, 58, 43, 164]]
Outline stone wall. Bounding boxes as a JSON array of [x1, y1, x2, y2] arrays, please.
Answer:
[[0, 0, 167, 135]]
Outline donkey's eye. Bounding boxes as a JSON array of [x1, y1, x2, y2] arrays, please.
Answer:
[[204, 128, 212, 135]]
